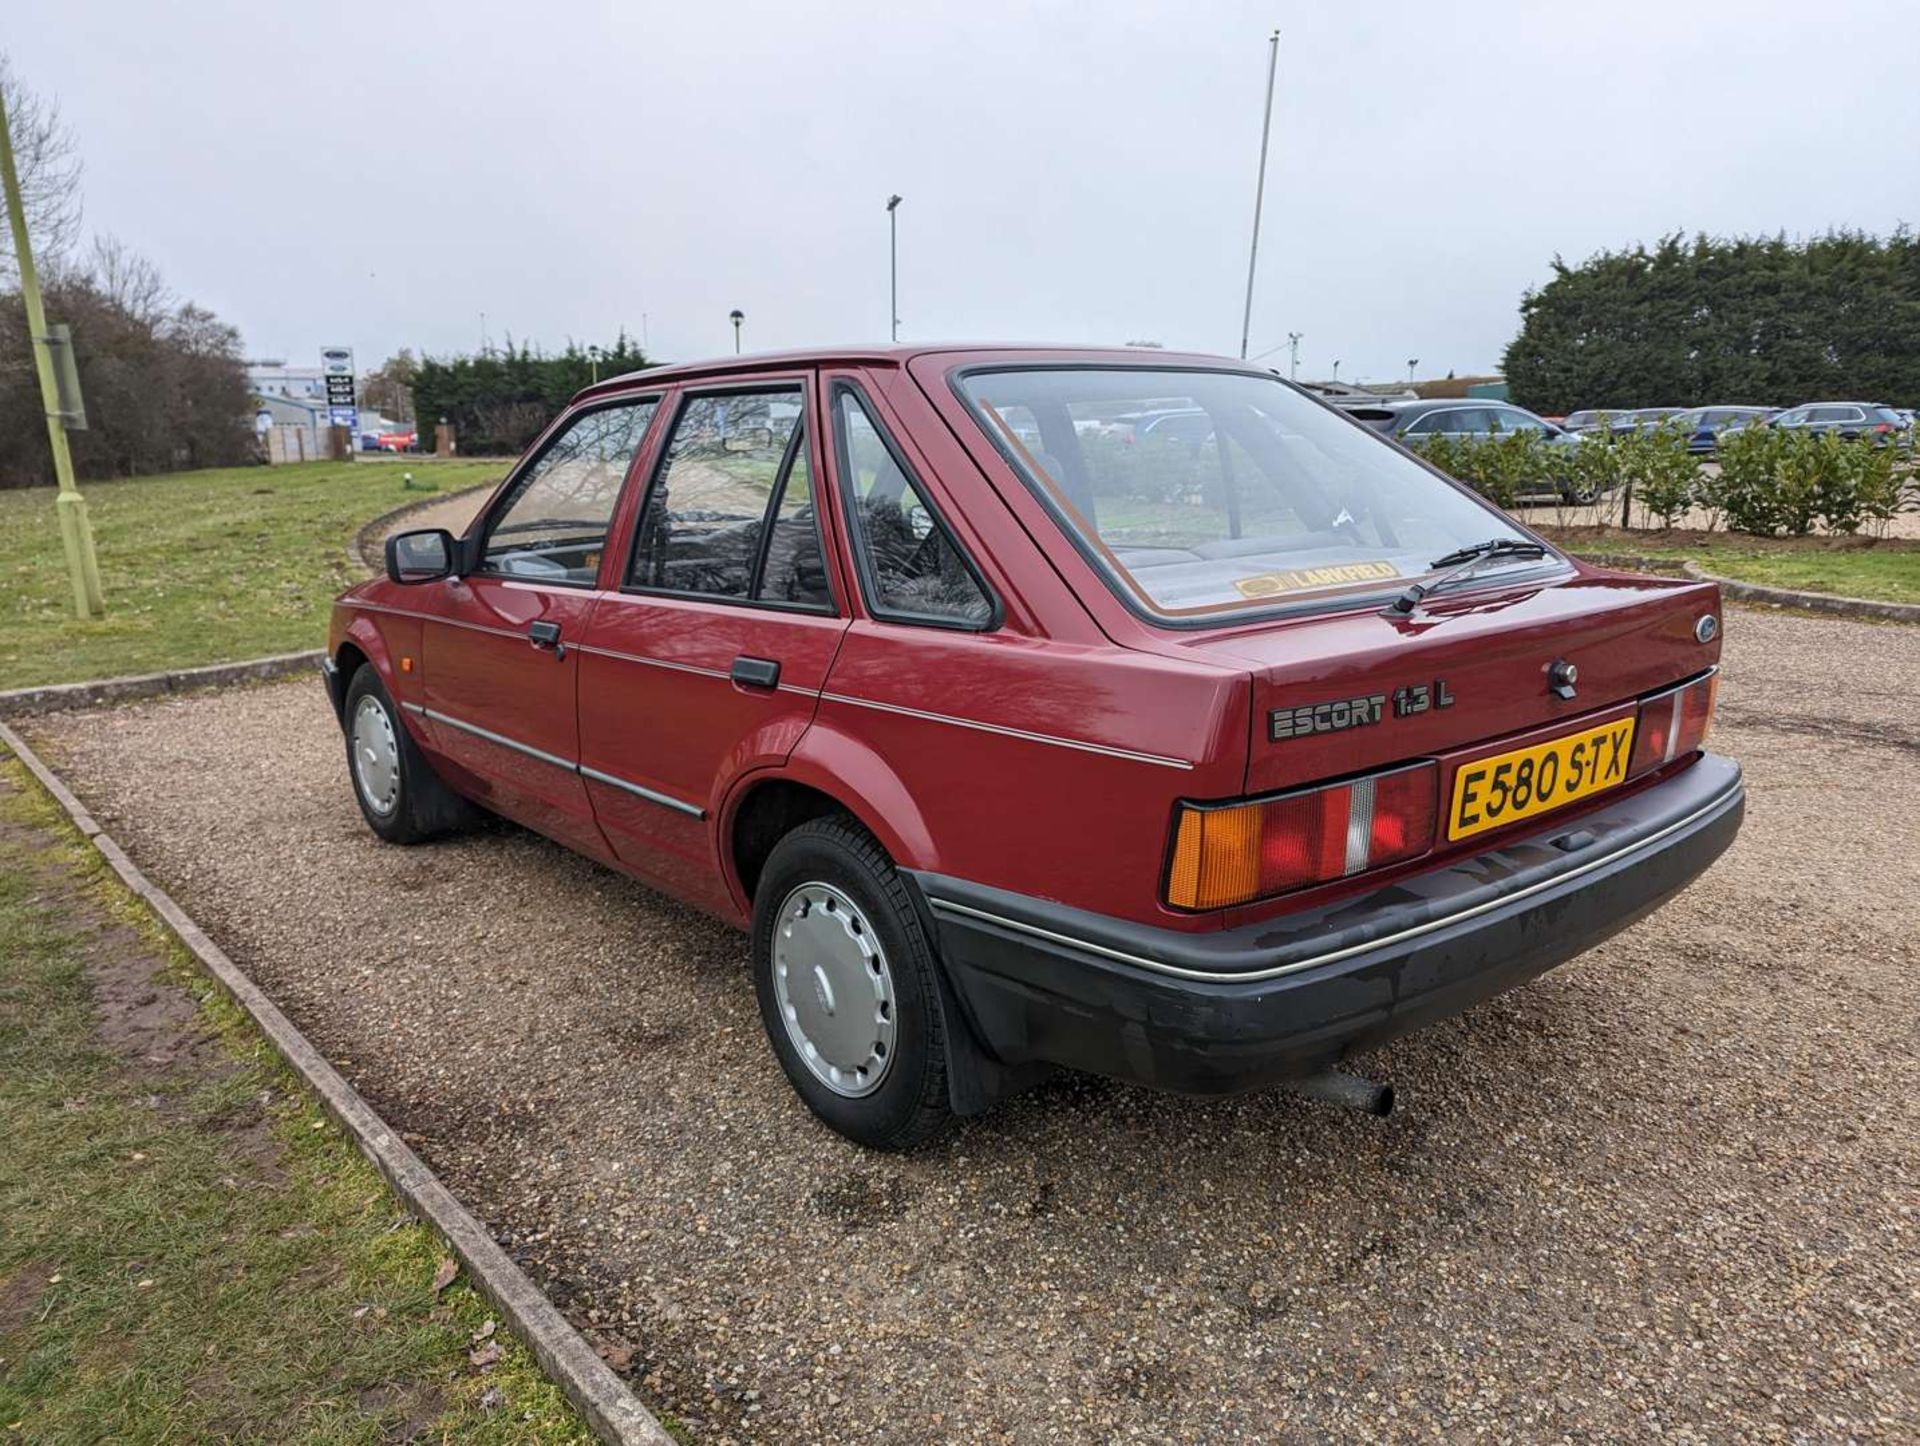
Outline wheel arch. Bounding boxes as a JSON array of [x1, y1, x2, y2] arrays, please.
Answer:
[[720, 725, 938, 911]]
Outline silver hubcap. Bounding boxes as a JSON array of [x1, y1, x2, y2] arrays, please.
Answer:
[[351, 695, 401, 817], [772, 883, 896, 1098]]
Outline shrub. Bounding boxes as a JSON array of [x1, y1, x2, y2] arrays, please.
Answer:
[[1854, 447, 1916, 537], [1408, 430, 1554, 510], [1627, 423, 1700, 528], [1703, 424, 1785, 534], [1569, 426, 1629, 524]]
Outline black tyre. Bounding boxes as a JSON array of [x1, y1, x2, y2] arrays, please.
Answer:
[[751, 816, 954, 1150], [342, 664, 478, 844]]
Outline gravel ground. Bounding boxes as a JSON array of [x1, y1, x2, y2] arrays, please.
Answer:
[[23, 608, 1918, 1443]]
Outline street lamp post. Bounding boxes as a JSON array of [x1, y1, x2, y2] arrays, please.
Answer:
[[886, 194, 902, 342], [1332, 359, 1341, 382], [1238, 30, 1281, 359], [1407, 358, 1419, 386], [1287, 331, 1303, 382], [730, 309, 744, 355], [588, 344, 602, 384]]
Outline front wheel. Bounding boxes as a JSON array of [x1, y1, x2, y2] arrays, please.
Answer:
[[342, 664, 478, 844], [751, 817, 955, 1150]]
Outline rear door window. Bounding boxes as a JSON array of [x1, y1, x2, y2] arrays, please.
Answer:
[[626, 387, 833, 611]]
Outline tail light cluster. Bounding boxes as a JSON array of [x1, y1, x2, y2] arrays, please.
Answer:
[[1166, 763, 1436, 911], [1165, 669, 1721, 913], [1628, 670, 1718, 779]]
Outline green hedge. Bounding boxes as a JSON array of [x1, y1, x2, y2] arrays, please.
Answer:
[[412, 336, 652, 456], [1408, 424, 1917, 537]]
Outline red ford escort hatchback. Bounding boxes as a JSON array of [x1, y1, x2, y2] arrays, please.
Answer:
[[326, 346, 1743, 1148]]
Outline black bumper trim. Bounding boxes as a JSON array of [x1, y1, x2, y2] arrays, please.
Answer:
[[913, 752, 1744, 1096], [929, 759, 1740, 984]]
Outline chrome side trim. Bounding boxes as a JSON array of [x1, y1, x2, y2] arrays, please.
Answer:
[[580, 764, 706, 819], [348, 601, 525, 643], [423, 707, 576, 773], [573, 643, 822, 700], [926, 776, 1741, 984], [415, 703, 707, 819], [819, 692, 1194, 771], [573, 642, 731, 682]]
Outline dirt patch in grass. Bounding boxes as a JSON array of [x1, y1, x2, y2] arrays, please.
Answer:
[[78, 917, 214, 1072], [0, 1264, 50, 1342]]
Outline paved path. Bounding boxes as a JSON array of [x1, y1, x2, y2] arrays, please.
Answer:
[[25, 609, 1919, 1443]]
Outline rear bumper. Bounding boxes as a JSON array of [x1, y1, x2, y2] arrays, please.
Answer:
[[914, 752, 1744, 1096]]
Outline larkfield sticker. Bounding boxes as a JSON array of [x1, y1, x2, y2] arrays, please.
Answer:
[[1232, 560, 1400, 598]]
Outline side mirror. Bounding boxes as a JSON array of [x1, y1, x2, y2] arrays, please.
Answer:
[[385, 528, 455, 584]]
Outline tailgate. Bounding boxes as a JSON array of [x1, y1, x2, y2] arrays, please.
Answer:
[[1193, 573, 1722, 797]]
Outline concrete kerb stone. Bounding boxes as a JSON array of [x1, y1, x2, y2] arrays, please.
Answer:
[[0, 719, 677, 1446], [0, 652, 327, 718]]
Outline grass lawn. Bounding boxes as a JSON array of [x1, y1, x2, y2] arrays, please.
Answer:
[[0, 757, 589, 1442], [0, 460, 503, 690], [1536, 525, 1920, 604]]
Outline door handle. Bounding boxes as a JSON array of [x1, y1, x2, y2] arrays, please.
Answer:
[[730, 656, 780, 690], [527, 620, 566, 659]]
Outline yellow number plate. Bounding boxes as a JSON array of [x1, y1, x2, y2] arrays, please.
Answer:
[[1448, 716, 1636, 841]]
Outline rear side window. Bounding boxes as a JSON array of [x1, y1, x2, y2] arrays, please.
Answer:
[[1486, 407, 1546, 434], [481, 400, 658, 584], [627, 387, 832, 611], [832, 386, 993, 629]]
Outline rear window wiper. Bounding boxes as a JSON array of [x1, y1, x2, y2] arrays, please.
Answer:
[[1385, 538, 1549, 616]]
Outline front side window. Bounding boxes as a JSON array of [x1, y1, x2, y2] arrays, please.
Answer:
[[481, 400, 658, 583], [833, 388, 993, 628], [626, 387, 831, 610], [958, 367, 1545, 621]]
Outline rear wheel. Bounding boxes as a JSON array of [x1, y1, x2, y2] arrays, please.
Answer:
[[342, 664, 478, 844], [751, 817, 954, 1150]]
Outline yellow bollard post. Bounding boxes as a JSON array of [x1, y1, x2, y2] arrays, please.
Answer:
[[0, 79, 104, 618]]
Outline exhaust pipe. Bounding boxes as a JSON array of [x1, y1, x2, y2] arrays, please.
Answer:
[[1287, 1069, 1394, 1117]]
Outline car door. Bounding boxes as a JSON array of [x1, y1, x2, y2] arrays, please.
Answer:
[[415, 396, 661, 861], [576, 377, 850, 911]]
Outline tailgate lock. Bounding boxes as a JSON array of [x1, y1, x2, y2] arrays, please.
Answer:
[[1547, 658, 1578, 700]]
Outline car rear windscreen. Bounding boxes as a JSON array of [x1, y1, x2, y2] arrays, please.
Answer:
[[955, 367, 1549, 622]]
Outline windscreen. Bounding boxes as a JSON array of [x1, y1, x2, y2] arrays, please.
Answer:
[[956, 367, 1543, 620]]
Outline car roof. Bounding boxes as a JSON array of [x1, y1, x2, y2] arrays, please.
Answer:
[[573, 342, 1263, 402], [1367, 398, 1526, 418]]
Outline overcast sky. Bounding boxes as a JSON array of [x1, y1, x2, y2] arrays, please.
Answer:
[[13, 0, 1917, 383]]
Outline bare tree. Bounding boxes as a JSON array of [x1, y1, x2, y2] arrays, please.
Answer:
[[0, 54, 84, 282], [87, 234, 169, 323]]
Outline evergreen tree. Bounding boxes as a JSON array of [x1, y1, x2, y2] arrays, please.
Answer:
[[1504, 230, 1920, 414]]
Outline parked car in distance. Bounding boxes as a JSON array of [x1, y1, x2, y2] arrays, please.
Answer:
[[1562, 409, 1628, 433], [1349, 398, 1595, 502], [376, 430, 418, 452], [1562, 407, 1685, 436], [1671, 406, 1772, 453], [326, 345, 1743, 1149], [1766, 402, 1908, 443]]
